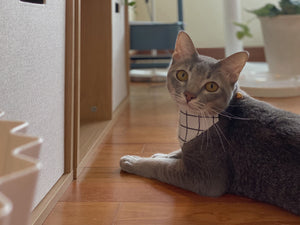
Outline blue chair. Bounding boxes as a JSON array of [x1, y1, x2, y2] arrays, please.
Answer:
[[130, 0, 184, 69]]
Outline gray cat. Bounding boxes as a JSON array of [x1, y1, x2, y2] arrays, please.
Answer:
[[120, 31, 300, 215]]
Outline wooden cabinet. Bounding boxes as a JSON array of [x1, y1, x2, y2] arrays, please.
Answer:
[[76, 0, 112, 177], [71, 0, 129, 178]]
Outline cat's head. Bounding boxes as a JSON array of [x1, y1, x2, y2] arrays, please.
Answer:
[[167, 31, 249, 115]]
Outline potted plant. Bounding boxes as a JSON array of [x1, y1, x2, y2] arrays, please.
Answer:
[[235, 0, 300, 75]]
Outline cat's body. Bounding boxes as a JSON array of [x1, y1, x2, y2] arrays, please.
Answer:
[[183, 90, 300, 214], [120, 31, 300, 215]]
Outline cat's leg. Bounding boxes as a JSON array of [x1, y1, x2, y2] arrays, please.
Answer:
[[120, 155, 215, 195], [151, 149, 182, 159], [120, 154, 229, 197], [120, 155, 191, 190]]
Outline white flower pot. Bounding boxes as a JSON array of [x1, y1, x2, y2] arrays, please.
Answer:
[[259, 15, 300, 75], [0, 112, 42, 225]]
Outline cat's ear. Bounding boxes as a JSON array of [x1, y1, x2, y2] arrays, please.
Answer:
[[219, 51, 249, 83], [172, 31, 198, 62]]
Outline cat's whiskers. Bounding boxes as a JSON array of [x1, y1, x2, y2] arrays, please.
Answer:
[[200, 109, 228, 153], [186, 100, 207, 114], [214, 123, 232, 150], [210, 107, 252, 121], [197, 111, 206, 152], [212, 123, 227, 153], [174, 95, 186, 104], [200, 111, 210, 152]]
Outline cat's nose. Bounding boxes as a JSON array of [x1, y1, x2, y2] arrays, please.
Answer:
[[184, 91, 196, 103]]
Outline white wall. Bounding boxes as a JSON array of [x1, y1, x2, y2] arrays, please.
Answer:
[[0, 0, 65, 209], [132, 0, 279, 48], [112, 0, 128, 111]]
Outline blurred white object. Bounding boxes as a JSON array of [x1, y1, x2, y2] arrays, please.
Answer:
[[130, 68, 167, 82], [240, 62, 300, 97], [0, 111, 42, 225], [223, 1, 300, 97], [259, 15, 300, 75], [223, 0, 243, 56]]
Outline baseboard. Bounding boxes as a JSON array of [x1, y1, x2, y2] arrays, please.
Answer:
[[74, 96, 129, 178], [30, 172, 73, 225], [30, 96, 129, 225], [198, 47, 266, 62], [133, 47, 266, 62]]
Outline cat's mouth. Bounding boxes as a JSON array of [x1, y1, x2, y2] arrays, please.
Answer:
[[173, 95, 209, 114], [181, 101, 206, 114], [181, 101, 220, 116]]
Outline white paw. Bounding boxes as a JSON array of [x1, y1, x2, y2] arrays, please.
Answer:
[[120, 155, 141, 173]]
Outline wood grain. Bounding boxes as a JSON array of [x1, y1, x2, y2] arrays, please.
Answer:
[[64, 0, 75, 174], [79, 121, 110, 161], [31, 173, 73, 225], [43, 202, 120, 225], [85, 144, 144, 168], [125, 4, 130, 97], [43, 83, 300, 225], [76, 98, 129, 178], [134, 47, 266, 62], [116, 202, 300, 225], [80, 0, 112, 122], [73, 0, 81, 179]]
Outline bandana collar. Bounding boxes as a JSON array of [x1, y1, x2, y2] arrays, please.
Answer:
[[178, 110, 219, 147]]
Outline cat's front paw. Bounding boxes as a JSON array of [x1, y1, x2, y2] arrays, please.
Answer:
[[120, 155, 141, 174]]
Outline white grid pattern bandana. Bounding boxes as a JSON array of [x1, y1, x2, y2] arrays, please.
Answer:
[[178, 110, 219, 147]]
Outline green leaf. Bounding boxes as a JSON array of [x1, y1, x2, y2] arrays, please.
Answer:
[[247, 4, 281, 17], [234, 22, 253, 40], [234, 22, 250, 32], [236, 31, 245, 40], [128, 1, 136, 6], [280, 0, 300, 14], [244, 31, 253, 38], [124, 0, 136, 6]]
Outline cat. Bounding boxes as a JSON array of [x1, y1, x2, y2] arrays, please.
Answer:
[[120, 31, 300, 215]]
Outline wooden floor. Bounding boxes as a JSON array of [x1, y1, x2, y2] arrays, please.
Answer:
[[43, 83, 300, 225]]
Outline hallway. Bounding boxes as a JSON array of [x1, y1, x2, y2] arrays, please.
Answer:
[[43, 83, 300, 225]]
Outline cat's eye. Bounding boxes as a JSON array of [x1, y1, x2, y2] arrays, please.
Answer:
[[176, 70, 188, 81], [205, 82, 219, 92]]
